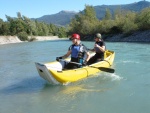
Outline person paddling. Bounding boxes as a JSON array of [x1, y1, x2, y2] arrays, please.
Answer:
[[87, 33, 106, 65], [56, 33, 90, 69]]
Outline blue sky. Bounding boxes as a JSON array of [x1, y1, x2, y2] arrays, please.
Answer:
[[0, 0, 149, 21]]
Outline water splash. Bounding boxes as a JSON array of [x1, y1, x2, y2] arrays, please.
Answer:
[[95, 72, 123, 82], [109, 73, 123, 81]]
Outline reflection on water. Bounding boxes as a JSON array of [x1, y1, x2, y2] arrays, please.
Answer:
[[42, 72, 122, 102], [30, 73, 122, 113]]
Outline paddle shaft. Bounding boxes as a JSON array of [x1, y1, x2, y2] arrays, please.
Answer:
[[60, 59, 82, 65], [89, 66, 115, 73]]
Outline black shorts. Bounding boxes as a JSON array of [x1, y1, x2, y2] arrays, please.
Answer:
[[87, 53, 104, 65], [64, 57, 83, 69]]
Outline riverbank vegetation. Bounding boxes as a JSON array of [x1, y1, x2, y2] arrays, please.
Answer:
[[0, 6, 150, 41], [69, 5, 150, 40], [0, 12, 67, 41]]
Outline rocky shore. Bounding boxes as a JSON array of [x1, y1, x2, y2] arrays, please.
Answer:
[[0, 30, 150, 45], [104, 30, 150, 42]]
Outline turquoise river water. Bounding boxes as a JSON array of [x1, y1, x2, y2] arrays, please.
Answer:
[[0, 40, 150, 113]]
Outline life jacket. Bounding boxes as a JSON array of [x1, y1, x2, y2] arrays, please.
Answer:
[[69, 44, 85, 58], [69, 44, 86, 65]]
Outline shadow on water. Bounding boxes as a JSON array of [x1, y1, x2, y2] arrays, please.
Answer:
[[0, 76, 46, 95]]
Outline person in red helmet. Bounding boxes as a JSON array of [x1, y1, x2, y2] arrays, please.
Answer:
[[56, 33, 90, 69]]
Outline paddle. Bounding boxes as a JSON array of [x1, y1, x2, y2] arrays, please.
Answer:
[[59, 59, 82, 65], [58, 59, 115, 73], [89, 66, 115, 73]]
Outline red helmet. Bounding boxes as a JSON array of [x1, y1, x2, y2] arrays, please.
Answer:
[[71, 33, 80, 40]]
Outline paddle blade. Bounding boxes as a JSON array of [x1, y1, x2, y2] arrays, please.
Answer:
[[98, 67, 115, 73]]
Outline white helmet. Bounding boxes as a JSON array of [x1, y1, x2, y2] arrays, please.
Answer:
[[95, 33, 102, 39]]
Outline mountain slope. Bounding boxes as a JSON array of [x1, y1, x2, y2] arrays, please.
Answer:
[[94, 1, 150, 19], [32, 10, 77, 26], [32, 1, 150, 26]]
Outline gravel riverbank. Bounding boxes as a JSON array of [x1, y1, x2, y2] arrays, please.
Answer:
[[1, 30, 150, 45], [105, 30, 150, 42], [0, 36, 59, 45]]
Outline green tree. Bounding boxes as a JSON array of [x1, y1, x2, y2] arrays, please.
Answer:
[[122, 11, 138, 34], [98, 20, 115, 34], [57, 26, 67, 38], [0, 22, 10, 35], [22, 16, 34, 35], [135, 7, 150, 30], [49, 24, 59, 36], [69, 14, 81, 34], [104, 8, 112, 20], [0, 18, 10, 35], [69, 5, 99, 38], [17, 12, 22, 19], [16, 19, 25, 34]]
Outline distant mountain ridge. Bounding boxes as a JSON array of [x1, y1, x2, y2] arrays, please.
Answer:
[[94, 1, 150, 19], [32, 1, 150, 26], [32, 10, 77, 26]]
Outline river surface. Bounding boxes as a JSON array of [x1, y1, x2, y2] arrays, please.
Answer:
[[0, 40, 150, 113]]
